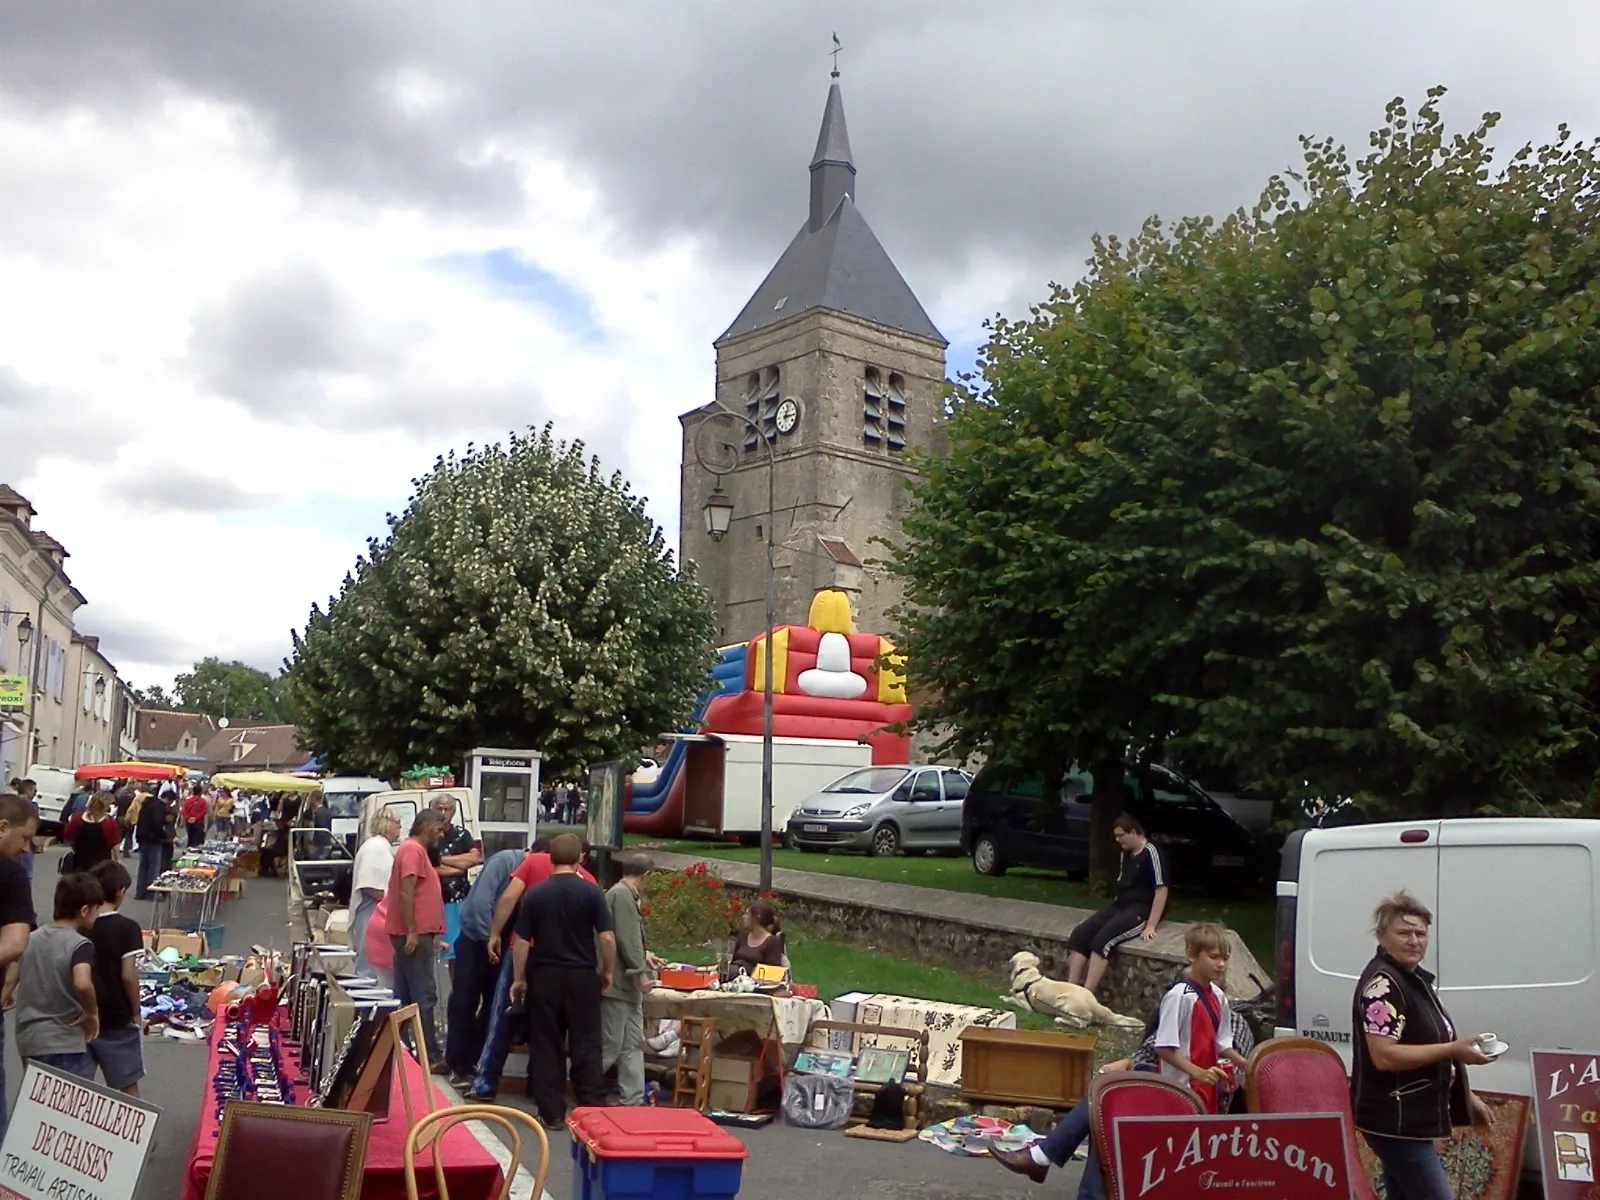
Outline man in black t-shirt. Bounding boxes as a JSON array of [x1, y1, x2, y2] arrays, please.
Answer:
[[86, 861, 145, 1095], [1065, 813, 1171, 996], [510, 833, 616, 1125], [0, 791, 41, 1129]]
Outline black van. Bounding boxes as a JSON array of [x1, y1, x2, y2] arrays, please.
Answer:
[[959, 761, 1271, 890]]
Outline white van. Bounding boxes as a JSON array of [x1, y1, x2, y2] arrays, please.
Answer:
[[321, 776, 390, 850], [23, 765, 79, 834], [1275, 818, 1600, 1107]]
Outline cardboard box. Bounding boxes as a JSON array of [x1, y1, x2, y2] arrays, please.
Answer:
[[828, 991, 871, 1053], [232, 850, 260, 879], [154, 930, 206, 957], [224, 879, 245, 897]]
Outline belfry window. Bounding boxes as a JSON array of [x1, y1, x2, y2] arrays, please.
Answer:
[[744, 368, 781, 451]]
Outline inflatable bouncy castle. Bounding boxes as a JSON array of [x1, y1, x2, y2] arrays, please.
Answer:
[[624, 589, 913, 836]]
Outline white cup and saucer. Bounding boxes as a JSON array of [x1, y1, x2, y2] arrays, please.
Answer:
[[1475, 1031, 1510, 1060]]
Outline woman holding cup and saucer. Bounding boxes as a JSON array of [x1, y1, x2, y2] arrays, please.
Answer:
[[1351, 891, 1495, 1200]]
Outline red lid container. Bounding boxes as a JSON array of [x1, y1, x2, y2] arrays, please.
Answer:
[[567, 1107, 749, 1160]]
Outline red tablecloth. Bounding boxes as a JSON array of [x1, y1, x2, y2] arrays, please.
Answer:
[[180, 1017, 504, 1200]]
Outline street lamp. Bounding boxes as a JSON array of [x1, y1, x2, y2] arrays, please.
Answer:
[[702, 487, 735, 542], [15, 614, 35, 770], [16, 615, 31, 648], [693, 407, 778, 891]]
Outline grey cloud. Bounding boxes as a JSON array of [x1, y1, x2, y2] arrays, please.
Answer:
[[4, 1, 1597, 321], [121, 469, 267, 515], [189, 261, 367, 410], [0, 368, 132, 476]]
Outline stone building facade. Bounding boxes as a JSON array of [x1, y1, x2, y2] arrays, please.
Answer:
[[679, 76, 947, 645]]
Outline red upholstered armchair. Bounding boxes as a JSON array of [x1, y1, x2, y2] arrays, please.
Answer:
[[205, 1101, 372, 1200], [1245, 1036, 1379, 1200], [1088, 1071, 1204, 1200]]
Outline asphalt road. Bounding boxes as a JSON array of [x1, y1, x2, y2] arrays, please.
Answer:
[[5, 844, 1087, 1200]]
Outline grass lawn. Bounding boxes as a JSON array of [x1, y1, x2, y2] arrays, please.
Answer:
[[631, 836, 1276, 968]]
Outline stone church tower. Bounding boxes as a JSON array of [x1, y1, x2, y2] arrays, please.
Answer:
[[679, 75, 947, 645]]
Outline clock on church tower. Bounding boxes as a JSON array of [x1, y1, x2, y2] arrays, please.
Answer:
[[679, 72, 948, 645]]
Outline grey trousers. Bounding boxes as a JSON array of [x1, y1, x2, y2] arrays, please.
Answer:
[[600, 995, 646, 1105]]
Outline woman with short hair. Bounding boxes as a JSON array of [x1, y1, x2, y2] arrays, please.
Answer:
[[1351, 890, 1492, 1200]]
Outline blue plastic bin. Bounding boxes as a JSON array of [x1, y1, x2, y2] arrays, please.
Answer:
[[567, 1107, 747, 1200]]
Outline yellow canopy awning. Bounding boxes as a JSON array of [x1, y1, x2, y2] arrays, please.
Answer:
[[210, 771, 324, 793]]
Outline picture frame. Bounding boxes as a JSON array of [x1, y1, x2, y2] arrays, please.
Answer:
[[793, 1049, 854, 1079], [855, 1047, 910, 1085]]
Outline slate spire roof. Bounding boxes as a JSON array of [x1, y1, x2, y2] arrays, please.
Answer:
[[718, 79, 945, 347]]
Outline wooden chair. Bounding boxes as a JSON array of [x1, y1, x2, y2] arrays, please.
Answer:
[[673, 1016, 717, 1110], [801, 1020, 931, 1127], [205, 1101, 372, 1200], [1088, 1071, 1203, 1200], [403, 1104, 549, 1200], [1245, 1036, 1378, 1200]]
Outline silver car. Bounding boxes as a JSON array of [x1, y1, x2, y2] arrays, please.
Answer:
[[786, 765, 972, 856]]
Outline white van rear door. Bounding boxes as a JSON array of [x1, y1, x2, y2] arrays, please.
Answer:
[[1435, 819, 1597, 1099], [1297, 822, 1441, 1050]]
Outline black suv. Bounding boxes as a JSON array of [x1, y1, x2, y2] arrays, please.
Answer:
[[959, 761, 1271, 890]]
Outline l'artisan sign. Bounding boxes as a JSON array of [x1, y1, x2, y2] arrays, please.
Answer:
[[1112, 1112, 1352, 1198]]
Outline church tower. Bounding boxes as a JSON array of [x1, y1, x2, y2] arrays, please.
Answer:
[[679, 74, 947, 644]]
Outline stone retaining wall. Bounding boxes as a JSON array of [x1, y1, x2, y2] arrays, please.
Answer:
[[711, 876, 1268, 1023]]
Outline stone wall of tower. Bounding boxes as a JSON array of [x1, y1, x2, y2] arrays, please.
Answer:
[[679, 308, 946, 645]]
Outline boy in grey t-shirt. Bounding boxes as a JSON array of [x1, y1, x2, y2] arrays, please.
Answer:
[[15, 872, 103, 1080]]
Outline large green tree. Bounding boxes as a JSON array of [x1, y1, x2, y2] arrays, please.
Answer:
[[894, 91, 1600, 866], [173, 658, 294, 723], [288, 424, 716, 778]]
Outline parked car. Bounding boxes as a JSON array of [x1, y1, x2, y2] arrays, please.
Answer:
[[786, 765, 973, 856], [959, 761, 1272, 889]]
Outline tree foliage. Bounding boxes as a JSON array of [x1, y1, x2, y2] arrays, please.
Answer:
[[288, 425, 717, 778], [173, 658, 294, 723], [894, 90, 1600, 823]]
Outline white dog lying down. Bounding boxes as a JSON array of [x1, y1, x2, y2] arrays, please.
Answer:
[[1003, 951, 1146, 1029]]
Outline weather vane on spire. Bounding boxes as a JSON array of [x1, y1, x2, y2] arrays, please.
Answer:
[[831, 31, 842, 78]]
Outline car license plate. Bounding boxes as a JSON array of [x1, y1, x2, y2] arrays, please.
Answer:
[[1211, 855, 1245, 867], [803, 824, 828, 834]]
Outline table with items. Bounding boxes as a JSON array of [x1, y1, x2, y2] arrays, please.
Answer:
[[148, 842, 243, 931], [179, 1006, 505, 1200]]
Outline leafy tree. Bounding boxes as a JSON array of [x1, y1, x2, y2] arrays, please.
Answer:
[[133, 684, 174, 709], [173, 658, 294, 723], [893, 90, 1600, 880], [288, 424, 717, 778]]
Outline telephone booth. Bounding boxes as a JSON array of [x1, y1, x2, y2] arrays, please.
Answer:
[[463, 746, 541, 858]]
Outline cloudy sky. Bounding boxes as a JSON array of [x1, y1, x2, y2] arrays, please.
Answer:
[[3, 2, 1597, 690]]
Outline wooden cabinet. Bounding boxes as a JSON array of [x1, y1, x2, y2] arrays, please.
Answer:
[[958, 1027, 1098, 1108]]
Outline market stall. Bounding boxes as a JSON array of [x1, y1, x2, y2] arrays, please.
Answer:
[[73, 760, 188, 783], [179, 1014, 504, 1200], [210, 771, 325, 793]]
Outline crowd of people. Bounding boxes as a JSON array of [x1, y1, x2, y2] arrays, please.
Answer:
[[341, 793, 791, 1128], [0, 789, 149, 1136]]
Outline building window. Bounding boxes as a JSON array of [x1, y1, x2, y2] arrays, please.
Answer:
[[863, 368, 883, 446], [887, 373, 907, 451], [743, 368, 780, 452]]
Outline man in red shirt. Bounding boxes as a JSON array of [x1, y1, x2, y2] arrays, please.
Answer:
[[180, 785, 209, 849], [469, 839, 594, 1099], [383, 809, 449, 1067]]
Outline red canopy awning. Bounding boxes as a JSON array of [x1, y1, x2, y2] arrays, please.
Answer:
[[73, 761, 190, 783]]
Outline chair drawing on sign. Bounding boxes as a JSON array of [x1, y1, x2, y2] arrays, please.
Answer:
[[1088, 1071, 1204, 1200], [1245, 1035, 1379, 1200], [1555, 1131, 1592, 1176]]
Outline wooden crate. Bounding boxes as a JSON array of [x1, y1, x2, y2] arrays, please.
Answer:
[[959, 1027, 1097, 1108]]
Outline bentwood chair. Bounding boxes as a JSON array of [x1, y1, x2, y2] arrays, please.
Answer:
[[206, 1101, 372, 1200], [1246, 1036, 1379, 1200], [403, 1103, 550, 1200], [1088, 1071, 1205, 1200]]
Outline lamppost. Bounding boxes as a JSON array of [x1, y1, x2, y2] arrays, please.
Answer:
[[694, 406, 778, 892], [16, 614, 34, 769]]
